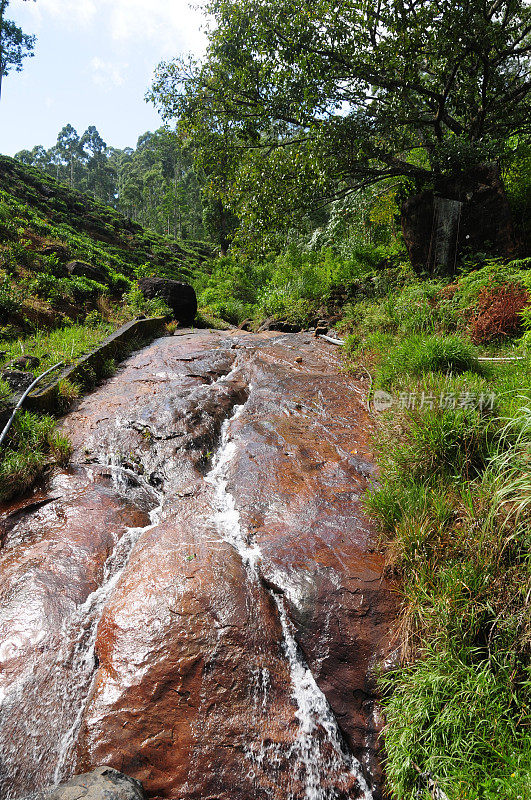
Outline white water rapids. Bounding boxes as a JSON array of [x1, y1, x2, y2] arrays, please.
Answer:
[[205, 401, 373, 800]]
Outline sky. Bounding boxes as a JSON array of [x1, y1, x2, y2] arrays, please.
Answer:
[[0, 0, 208, 156]]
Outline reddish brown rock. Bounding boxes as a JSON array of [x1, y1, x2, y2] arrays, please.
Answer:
[[0, 469, 151, 798], [0, 331, 397, 800]]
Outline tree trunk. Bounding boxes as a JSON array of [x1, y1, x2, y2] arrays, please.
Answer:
[[218, 199, 229, 256], [401, 162, 521, 275]]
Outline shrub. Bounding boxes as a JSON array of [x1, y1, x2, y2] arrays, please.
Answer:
[[469, 284, 529, 344], [393, 281, 457, 334], [0, 278, 20, 320], [124, 286, 172, 318]]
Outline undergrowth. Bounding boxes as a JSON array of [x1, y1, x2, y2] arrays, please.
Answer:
[[0, 411, 72, 502], [341, 258, 531, 800]]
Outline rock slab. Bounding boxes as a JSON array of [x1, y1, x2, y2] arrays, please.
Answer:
[[27, 768, 145, 800]]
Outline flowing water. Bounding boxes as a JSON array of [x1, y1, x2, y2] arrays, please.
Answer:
[[0, 331, 396, 800], [205, 400, 372, 800]]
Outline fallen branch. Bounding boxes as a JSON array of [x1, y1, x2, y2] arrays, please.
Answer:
[[318, 334, 346, 346], [478, 356, 526, 362]]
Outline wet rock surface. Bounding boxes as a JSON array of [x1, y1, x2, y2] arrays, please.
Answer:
[[26, 767, 146, 800], [0, 331, 397, 800]]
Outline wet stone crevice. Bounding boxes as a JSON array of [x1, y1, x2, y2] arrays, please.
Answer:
[[0, 331, 397, 800]]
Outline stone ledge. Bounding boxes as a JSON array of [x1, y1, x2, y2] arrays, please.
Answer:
[[25, 316, 167, 414]]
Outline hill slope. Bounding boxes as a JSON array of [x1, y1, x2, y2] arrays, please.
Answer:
[[0, 155, 206, 334]]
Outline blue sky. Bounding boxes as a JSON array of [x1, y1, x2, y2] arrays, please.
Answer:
[[0, 0, 207, 156]]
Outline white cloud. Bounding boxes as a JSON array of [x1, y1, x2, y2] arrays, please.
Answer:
[[13, 0, 207, 55], [107, 0, 207, 55], [13, 0, 97, 29], [90, 57, 128, 90]]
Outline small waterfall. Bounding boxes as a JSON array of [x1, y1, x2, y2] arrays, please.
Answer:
[[0, 474, 163, 798], [204, 402, 373, 800], [205, 399, 261, 573], [53, 498, 163, 785]]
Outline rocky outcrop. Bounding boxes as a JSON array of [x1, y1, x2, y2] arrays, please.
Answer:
[[0, 473, 151, 797], [0, 331, 396, 800], [138, 277, 197, 325], [257, 317, 302, 333], [66, 261, 108, 283], [7, 355, 40, 371], [25, 768, 145, 800], [1, 369, 35, 393], [402, 162, 520, 274], [40, 244, 70, 262]]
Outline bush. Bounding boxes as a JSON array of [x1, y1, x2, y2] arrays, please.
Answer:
[[394, 281, 457, 334], [469, 284, 529, 344], [124, 286, 172, 318], [0, 277, 20, 320]]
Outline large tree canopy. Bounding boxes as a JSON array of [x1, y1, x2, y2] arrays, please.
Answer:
[[151, 0, 531, 234], [0, 0, 36, 100]]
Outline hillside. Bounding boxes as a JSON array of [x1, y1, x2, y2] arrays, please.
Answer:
[[0, 155, 206, 335]]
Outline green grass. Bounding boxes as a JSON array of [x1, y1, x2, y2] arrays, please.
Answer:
[[0, 322, 116, 382], [0, 411, 71, 502], [341, 272, 531, 800], [376, 335, 484, 387]]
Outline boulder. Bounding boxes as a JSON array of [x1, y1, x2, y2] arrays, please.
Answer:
[[66, 261, 107, 284], [138, 277, 197, 325], [28, 768, 146, 800], [7, 355, 40, 371], [401, 162, 520, 274], [258, 317, 302, 333], [41, 244, 70, 262], [1, 370, 35, 394]]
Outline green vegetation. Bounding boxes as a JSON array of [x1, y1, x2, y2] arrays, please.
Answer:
[[0, 154, 206, 503], [1, 2, 530, 794], [151, 0, 531, 250], [334, 260, 531, 799], [15, 126, 205, 241], [0, 322, 114, 376], [0, 410, 71, 502], [0, 0, 36, 102]]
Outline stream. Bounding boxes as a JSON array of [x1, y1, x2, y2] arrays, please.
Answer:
[[0, 331, 396, 800]]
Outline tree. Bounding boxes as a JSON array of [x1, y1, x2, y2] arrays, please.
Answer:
[[0, 0, 36, 101], [56, 124, 81, 188], [80, 126, 115, 201], [151, 0, 531, 249]]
